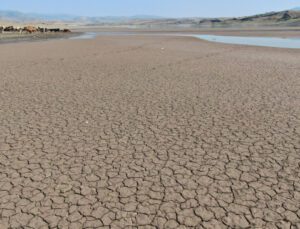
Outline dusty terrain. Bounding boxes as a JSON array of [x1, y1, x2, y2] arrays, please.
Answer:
[[0, 33, 299, 228]]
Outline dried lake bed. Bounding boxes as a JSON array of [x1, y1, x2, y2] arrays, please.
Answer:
[[0, 31, 299, 228]]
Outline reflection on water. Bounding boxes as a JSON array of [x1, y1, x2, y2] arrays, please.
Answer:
[[195, 35, 300, 49], [70, 32, 99, 39], [71, 32, 300, 49], [70, 32, 138, 40]]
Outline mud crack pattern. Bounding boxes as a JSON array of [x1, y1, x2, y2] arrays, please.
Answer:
[[0, 36, 300, 228]]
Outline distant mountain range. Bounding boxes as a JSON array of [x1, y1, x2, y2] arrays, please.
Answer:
[[0, 10, 163, 23], [130, 9, 300, 28], [1, 8, 300, 27], [0, 10, 75, 21]]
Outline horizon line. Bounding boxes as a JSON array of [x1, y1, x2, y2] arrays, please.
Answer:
[[0, 7, 297, 19]]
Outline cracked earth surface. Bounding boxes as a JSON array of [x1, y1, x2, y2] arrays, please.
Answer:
[[0, 35, 300, 228]]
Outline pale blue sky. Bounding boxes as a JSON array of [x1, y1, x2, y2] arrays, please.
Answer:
[[1, 0, 300, 17]]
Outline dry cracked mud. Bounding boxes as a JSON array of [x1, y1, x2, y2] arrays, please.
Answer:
[[0, 35, 300, 228]]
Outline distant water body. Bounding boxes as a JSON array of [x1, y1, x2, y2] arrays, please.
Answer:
[[196, 35, 300, 49], [71, 32, 300, 49]]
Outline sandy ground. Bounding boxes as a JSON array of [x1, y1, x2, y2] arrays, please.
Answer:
[[0, 33, 300, 228]]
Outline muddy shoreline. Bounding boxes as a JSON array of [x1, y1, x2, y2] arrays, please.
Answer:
[[1, 27, 300, 46], [0, 32, 82, 44]]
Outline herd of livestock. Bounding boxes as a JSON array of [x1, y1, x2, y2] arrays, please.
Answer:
[[0, 25, 71, 34]]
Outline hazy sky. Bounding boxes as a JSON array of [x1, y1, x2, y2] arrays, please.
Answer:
[[1, 0, 300, 17]]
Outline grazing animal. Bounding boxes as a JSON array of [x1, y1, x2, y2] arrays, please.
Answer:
[[49, 28, 60, 32], [23, 26, 37, 33], [38, 27, 48, 33], [15, 27, 24, 34], [4, 26, 15, 32], [0, 25, 68, 34]]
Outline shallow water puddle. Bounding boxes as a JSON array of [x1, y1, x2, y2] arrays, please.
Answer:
[[70, 32, 99, 40]]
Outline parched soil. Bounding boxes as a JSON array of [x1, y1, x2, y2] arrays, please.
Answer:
[[0, 35, 299, 228]]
